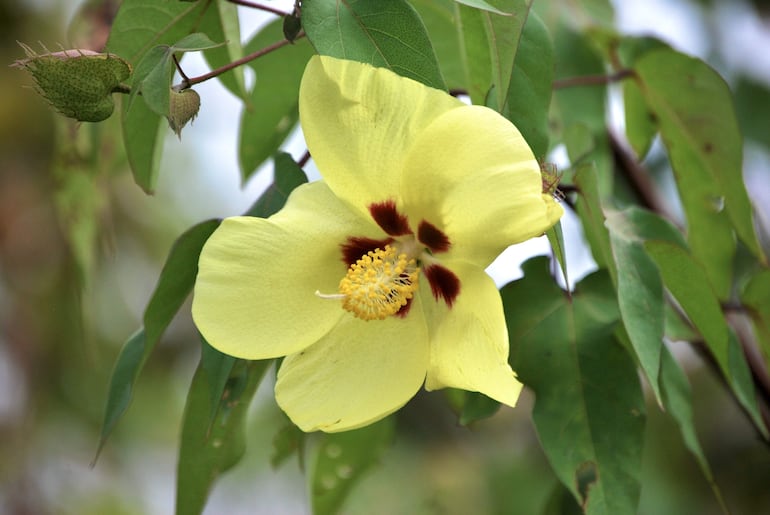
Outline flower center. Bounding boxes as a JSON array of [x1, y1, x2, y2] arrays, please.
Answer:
[[337, 244, 419, 320]]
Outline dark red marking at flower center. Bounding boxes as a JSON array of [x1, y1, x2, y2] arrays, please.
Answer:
[[418, 220, 451, 253], [369, 200, 412, 236], [340, 236, 393, 266], [394, 297, 414, 318], [423, 264, 460, 307]]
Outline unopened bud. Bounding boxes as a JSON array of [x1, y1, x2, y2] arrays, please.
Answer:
[[12, 43, 131, 122], [283, 12, 302, 43], [167, 88, 201, 138]]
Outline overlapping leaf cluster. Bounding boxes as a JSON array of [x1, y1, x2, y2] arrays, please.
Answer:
[[17, 0, 770, 514]]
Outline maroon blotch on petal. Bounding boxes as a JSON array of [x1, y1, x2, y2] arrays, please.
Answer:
[[394, 297, 414, 318], [341, 236, 393, 266], [369, 200, 412, 236], [418, 220, 451, 253], [423, 264, 460, 307]]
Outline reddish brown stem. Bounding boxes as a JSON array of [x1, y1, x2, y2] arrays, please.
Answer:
[[608, 131, 677, 222], [179, 35, 303, 89], [173, 54, 190, 82], [297, 150, 311, 169], [553, 69, 634, 89]]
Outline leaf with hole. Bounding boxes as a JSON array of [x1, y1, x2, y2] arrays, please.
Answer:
[[310, 417, 394, 515], [500, 257, 645, 515], [176, 355, 271, 515], [504, 257, 645, 514], [634, 48, 764, 294]]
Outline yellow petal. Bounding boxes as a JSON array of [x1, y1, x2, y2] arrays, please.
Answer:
[[299, 55, 461, 217], [422, 261, 522, 407], [543, 193, 565, 227], [192, 181, 381, 360], [275, 298, 430, 432], [401, 105, 564, 267]]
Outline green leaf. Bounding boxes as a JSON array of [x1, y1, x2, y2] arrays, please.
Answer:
[[107, 0, 211, 192], [144, 220, 221, 346], [301, 0, 446, 90], [734, 76, 770, 147], [132, 33, 223, 117], [644, 240, 769, 438], [623, 79, 656, 159], [409, 0, 466, 91], [659, 344, 727, 511], [201, 1, 247, 100], [120, 95, 165, 194], [310, 417, 395, 515], [107, 0, 209, 65], [455, 0, 512, 15], [132, 48, 174, 117], [546, 221, 569, 290], [238, 20, 313, 182], [129, 45, 167, 111], [504, 257, 645, 514], [244, 152, 308, 217], [605, 207, 686, 405], [727, 330, 767, 437], [200, 338, 236, 429], [634, 49, 765, 290], [645, 241, 727, 367], [578, 0, 614, 27], [504, 10, 553, 157], [618, 37, 670, 159], [95, 328, 147, 461], [541, 482, 585, 515], [176, 357, 271, 515], [457, 0, 530, 108], [96, 220, 220, 457], [458, 392, 501, 425], [664, 301, 699, 342], [742, 269, 770, 370], [453, 2, 489, 104], [172, 32, 226, 52], [573, 162, 614, 280], [444, 388, 502, 425], [271, 420, 305, 468]]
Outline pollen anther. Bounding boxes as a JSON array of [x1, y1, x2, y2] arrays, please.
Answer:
[[338, 245, 419, 320]]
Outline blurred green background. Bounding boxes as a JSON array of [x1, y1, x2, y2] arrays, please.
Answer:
[[1, 0, 769, 513]]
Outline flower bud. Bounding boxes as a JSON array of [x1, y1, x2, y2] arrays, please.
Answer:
[[12, 43, 131, 122], [167, 88, 201, 138]]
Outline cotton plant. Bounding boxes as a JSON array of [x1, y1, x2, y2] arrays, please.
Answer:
[[13, 1, 770, 514]]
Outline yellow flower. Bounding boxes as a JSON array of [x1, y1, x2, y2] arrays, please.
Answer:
[[192, 56, 563, 432]]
